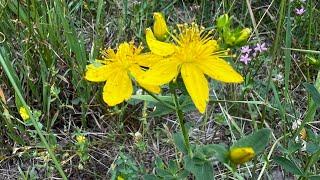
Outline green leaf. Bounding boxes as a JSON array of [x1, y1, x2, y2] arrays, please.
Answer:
[[173, 132, 188, 154], [131, 94, 172, 103], [192, 144, 228, 163], [155, 157, 165, 169], [306, 142, 320, 154], [168, 160, 178, 174], [150, 102, 175, 117], [184, 156, 214, 180], [143, 174, 158, 180], [231, 128, 271, 154], [177, 170, 190, 179], [308, 175, 320, 180], [156, 168, 172, 177], [273, 156, 303, 175], [304, 83, 320, 106]]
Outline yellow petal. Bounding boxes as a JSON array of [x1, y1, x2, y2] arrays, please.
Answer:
[[85, 63, 115, 82], [128, 64, 145, 78], [140, 59, 180, 85], [146, 28, 175, 56], [136, 53, 164, 67], [103, 70, 133, 106], [116, 42, 131, 60], [128, 65, 161, 94], [197, 57, 244, 83], [181, 63, 209, 113], [229, 147, 255, 164], [139, 83, 161, 94]]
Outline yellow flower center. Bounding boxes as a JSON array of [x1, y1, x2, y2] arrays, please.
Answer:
[[170, 23, 220, 64], [100, 42, 143, 70]]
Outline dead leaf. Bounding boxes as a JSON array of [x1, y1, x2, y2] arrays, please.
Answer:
[[0, 86, 6, 104]]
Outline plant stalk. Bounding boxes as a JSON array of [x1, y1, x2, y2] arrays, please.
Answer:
[[170, 84, 192, 157]]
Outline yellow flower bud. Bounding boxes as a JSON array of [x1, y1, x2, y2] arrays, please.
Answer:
[[235, 28, 251, 44], [117, 176, 125, 180], [76, 135, 86, 144], [229, 147, 255, 164], [153, 12, 168, 41], [19, 107, 29, 121], [225, 35, 236, 46]]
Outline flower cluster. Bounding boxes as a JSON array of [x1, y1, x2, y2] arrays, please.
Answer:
[[216, 14, 251, 47], [240, 42, 268, 65], [85, 13, 246, 113]]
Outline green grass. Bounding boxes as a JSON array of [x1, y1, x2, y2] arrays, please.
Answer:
[[0, 0, 319, 179]]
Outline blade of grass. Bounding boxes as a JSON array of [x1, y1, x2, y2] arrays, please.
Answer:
[[261, 0, 287, 124], [54, 0, 89, 127], [284, 3, 297, 119], [245, 0, 259, 40]]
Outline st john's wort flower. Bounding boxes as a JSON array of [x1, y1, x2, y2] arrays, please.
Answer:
[[85, 42, 160, 106], [141, 23, 243, 113]]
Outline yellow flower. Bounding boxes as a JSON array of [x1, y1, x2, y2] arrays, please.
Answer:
[[141, 24, 243, 113], [153, 12, 169, 41], [85, 42, 160, 106], [229, 147, 255, 164], [19, 107, 29, 121], [76, 135, 86, 144], [117, 176, 125, 180]]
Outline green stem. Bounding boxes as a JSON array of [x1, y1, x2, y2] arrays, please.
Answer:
[[302, 149, 320, 179], [170, 84, 192, 157], [0, 53, 68, 180]]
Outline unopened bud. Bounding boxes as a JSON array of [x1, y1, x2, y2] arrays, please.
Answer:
[[235, 28, 251, 44], [229, 147, 255, 164], [153, 12, 168, 41], [217, 14, 230, 30]]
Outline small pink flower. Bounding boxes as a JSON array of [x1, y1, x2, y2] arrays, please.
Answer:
[[241, 45, 252, 54], [240, 53, 251, 65], [254, 43, 268, 53], [295, 8, 306, 15]]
